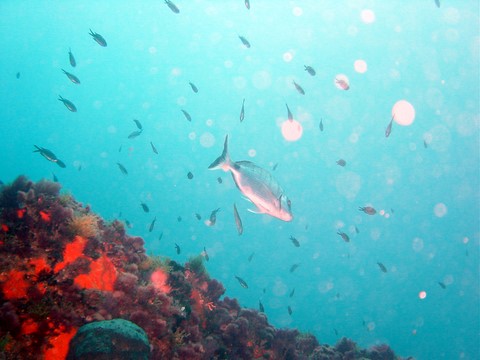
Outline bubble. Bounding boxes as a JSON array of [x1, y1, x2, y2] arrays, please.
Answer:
[[283, 51, 294, 62], [292, 6, 303, 16], [199, 132, 215, 148], [148, 46, 157, 54], [392, 100, 415, 126], [281, 119, 303, 141], [252, 70, 272, 89], [361, 9, 375, 24], [434, 203, 448, 217], [418, 291, 427, 300], [176, 97, 187, 106], [317, 280, 334, 294], [412, 237, 424, 252], [462, 237, 469, 244], [93, 100, 103, 109], [367, 322, 376, 331], [354, 59, 368, 73], [334, 74, 350, 90], [171, 67, 181, 76], [272, 279, 288, 296], [248, 149, 256, 157], [188, 132, 196, 140], [206, 119, 214, 127]]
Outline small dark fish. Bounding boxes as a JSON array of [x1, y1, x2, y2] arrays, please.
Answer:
[[235, 275, 248, 288], [385, 115, 394, 138], [233, 203, 243, 235], [133, 119, 143, 130], [149, 217, 156, 232], [355, 226, 360, 234], [286, 103, 293, 121], [128, 130, 142, 139], [238, 35, 250, 48], [259, 300, 264, 313], [304, 65, 316, 76], [424, 139, 428, 148], [245, 0, 250, 9], [195, 213, 202, 220], [181, 109, 192, 122], [334, 328, 338, 336], [377, 262, 387, 273], [16, 72, 20, 79], [165, 0, 179, 13], [290, 236, 300, 247], [438, 281, 446, 289], [337, 231, 350, 242], [52, 172, 58, 182], [58, 95, 77, 112], [289, 288, 295, 298], [287, 306, 293, 315], [140, 203, 150, 213], [69, 48, 76, 67], [125, 219, 132, 228], [187, 171, 194, 179], [202, 246, 209, 261], [240, 98, 245, 122], [150, 142, 158, 154], [117, 163, 128, 175], [293, 80, 305, 95], [205, 208, 220, 226], [272, 163, 278, 171], [158, 232, 163, 241], [359, 206, 376, 215], [189, 82, 198, 93], [217, 177, 223, 184], [118, 145, 123, 153], [336, 159, 346, 167], [175, 243, 181, 254], [62, 69, 80, 84], [33, 145, 66, 168], [435, 0, 440, 8], [77, 164, 82, 171], [89, 29, 107, 47], [248, 252, 255, 262], [290, 263, 300, 273], [319, 118, 324, 132], [177, 216, 182, 222]]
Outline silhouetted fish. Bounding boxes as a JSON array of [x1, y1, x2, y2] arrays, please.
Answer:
[[238, 35, 251, 48], [286, 103, 293, 121], [240, 98, 245, 122], [245, 0, 250, 9], [116, 163, 128, 175], [259, 300, 264, 312], [304, 65, 316, 76], [385, 115, 394, 138], [438, 281, 446, 289], [165, 0, 179, 13], [34, 145, 66, 168], [287, 306, 293, 315], [336, 159, 346, 167], [149, 217, 156, 232], [377, 262, 387, 273], [150, 142, 158, 154], [290, 263, 300, 273], [290, 236, 300, 247], [235, 275, 248, 288], [128, 130, 142, 139], [208, 135, 293, 221], [16, 72, 20, 79], [319, 118, 324, 132], [140, 203, 150, 213], [189, 82, 198, 93], [359, 206, 376, 215], [89, 29, 107, 47], [233, 203, 243, 235], [175, 243, 181, 254], [337, 231, 349, 242], [69, 48, 76, 67], [181, 109, 192, 122], [293, 80, 305, 95], [133, 119, 143, 130], [58, 95, 77, 112], [62, 69, 80, 84]]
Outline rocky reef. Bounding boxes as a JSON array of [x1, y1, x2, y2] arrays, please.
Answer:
[[0, 176, 412, 359]]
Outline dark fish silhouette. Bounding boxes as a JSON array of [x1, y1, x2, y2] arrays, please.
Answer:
[[289, 288, 295, 297], [202, 246, 209, 261], [34, 145, 66, 168], [235, 275, 248, 288], [259, 300, 264, 312], [175, 243, 181, 254], [359, 206, 376, 215], [435, 0, 440, 8], [116, 163, 128, 175], [128, 130, 142, 139], [377, 262, 387, 273], [16, 72, 20, 79], [293, 80, 305, 95], [133, 119, 143, 130], [286, 103, 293, 121], [337, 231, 350, 242], [290, 236, 300, 247], [165, 0, 179, 13], [438, 281, 446, 289], [187, 172, 194, 179], [58, 95, 77, 112], [233, 203, 243, 235], [150, 142, 158, 154], [385, 115, 394, 138], [140, 203, 150, 213], [238, 35, 251, 48], [336, 159, 346, 167], [62, 69, 80, 84], [304, 65, 316, 76], [319, 118, 324, 132], [240, 98, 245, 122], [245, 0, 250, 9], [89, 29, 107, 47], [69, 48, 76, 67], [149, 217, 156, 232], [205, 208, 220, 226], [189, 82, 198, 93], [217, 177, 222, 184], [248, 252, 255, 262], [290, 263, 300, 273], [181, 109, 192, 122], [287, 306, 293, 315]]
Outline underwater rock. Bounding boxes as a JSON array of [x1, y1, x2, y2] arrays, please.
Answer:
[[67, 319, 149, 360]]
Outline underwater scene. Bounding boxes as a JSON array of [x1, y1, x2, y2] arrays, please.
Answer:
[[0, 1, 479, 359]]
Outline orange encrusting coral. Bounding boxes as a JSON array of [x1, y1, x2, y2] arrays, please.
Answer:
[[21, 318, 39, 335], [43, 327, 77, 360], [54, 235, 87, 273], [1, 270, 29, 300], [151, 268, 171, 294], [74, 254, 117, 291]]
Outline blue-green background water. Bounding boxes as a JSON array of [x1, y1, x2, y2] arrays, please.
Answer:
[[1, 1, 479, 358]]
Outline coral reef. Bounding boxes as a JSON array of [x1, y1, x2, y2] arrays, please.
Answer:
[[0, 177, 412, 359]]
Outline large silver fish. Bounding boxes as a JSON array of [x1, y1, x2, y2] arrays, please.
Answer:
[[208, 135, 293, 222]]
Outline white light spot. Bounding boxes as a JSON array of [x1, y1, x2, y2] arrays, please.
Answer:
[[148, 46, 157, 54], [206, 119, 214, 127], [272, 279, 288, 296], [292, 6, 303, 16], [252, 70, 272, 89], [283, 51, 294, 62], [361, 9, 375, 24], [418, 291, 427, 299], [176, 97, 187, 106], [354, 59, 368, 73], [188, 132, 196, 140], [248, 149, 256, 157], [199, 132, 215, 148], [412, 237, 424, 252], [171, 67, 181, 76], [434, 203, 448, 217]]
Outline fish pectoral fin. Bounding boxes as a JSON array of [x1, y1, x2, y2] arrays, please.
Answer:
[[247, 208, 264, 214]]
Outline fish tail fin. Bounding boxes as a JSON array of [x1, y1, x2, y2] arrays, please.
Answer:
[[33, 145, 41, 153], [208, 135, 231, 171]]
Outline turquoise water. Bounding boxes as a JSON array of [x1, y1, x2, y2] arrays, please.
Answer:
[[1, 1, 479, 359]]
